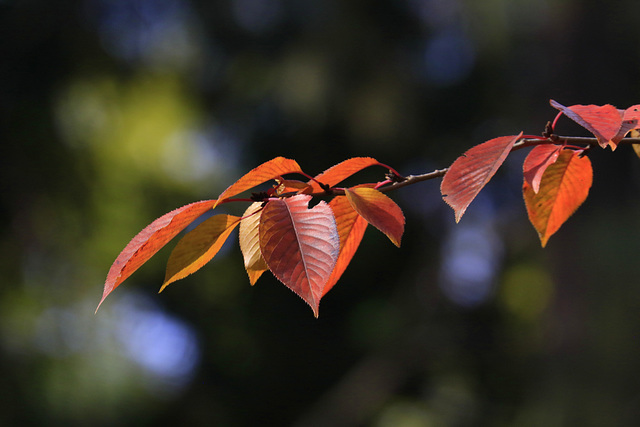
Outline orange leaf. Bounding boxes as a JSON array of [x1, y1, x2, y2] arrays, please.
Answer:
[[550, 100, 623, 149], [214, 157, 303, 207], [309, 157, 382, 192], [259, 195, 340, 317], [161, 214, 241, 291], [441, 133, 522, 222], [98, 200, 216, 311], [344, 187, 404, 247], [323, 195, 369, 296], [523, 149, 592, 247], [523, 145, 562, 194], [239, 202, 268, 285]]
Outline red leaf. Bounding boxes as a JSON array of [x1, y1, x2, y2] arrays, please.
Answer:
[[550, 100, 623, 149], [161, 214, 241, 291], [523, 145, 562, 193], [214, 157, 303, 207], [441, 133, 522, 222], [309, 157, 382, 192], [523, 149, 592, 247], [238, 202, 268, 285], [323, 195, 369, 296], [613, 105, 640, 143], [98, 200, 216, 311], [344, 187, 405, 247], [259, 195, 340, 317]]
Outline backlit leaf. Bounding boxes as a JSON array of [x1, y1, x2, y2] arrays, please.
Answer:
[[259, 195, 340, 317], [323, 195, 369, 296], [523, 149, 592, 247], [441, 133, 522, 222], [239, 202, 268, 285], [344, 187, 404, 247], [161, 214, 241, 291], [98, 199, 216, 311], [550, 100, 623, 149], [214, 157, 303, 207], [309, 157, 382, 192], [523, 145, 562, 193], [614, 105, 640, 143]]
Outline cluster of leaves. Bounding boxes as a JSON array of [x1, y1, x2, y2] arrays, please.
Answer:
[[98, 157, 405, 316], [98, 100, 640, 316]]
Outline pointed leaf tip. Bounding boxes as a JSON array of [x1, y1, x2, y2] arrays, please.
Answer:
[[441, 133, 522, 221], [97, 199, 217, 311], [259, 194, 340, 316]]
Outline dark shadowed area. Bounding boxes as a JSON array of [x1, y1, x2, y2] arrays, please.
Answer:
[[3, 0, 640, 426]]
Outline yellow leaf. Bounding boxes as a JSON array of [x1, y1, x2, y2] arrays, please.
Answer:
[[161, 214, 241, 291], [239, 202, 268, 285]]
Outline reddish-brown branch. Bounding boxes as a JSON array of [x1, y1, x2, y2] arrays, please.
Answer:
[[313, 135, 640, 197]]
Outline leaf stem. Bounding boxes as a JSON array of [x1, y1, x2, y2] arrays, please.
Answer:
[[374, 179, 393, 189], [376, 162, 405, 181], [551, 112, 563, 131]]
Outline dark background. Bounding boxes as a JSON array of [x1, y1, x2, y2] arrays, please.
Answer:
[[3, 0, 640, 426]]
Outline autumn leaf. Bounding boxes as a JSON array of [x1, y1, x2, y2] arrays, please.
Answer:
[[259, 194, 340, 317], [161, 214, 241, 291], [309, 157, 383, 192], [323, 195, 369, 296], [523, 149, 592, 247], [214, 157, 303, 207], [550, 100, 623, 149], [344, 186, 404, 247], [523, 145, 562, 194], [614, 105, 640, 143], [441, 133, 522, 222], [239, 202, 268, 285], [98, 199, 216, 311]]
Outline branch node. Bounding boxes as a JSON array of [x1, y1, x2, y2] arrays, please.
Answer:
[[250, 191, 270, 202], [318, 182, 333, 196], [386, 170, 406, 183]]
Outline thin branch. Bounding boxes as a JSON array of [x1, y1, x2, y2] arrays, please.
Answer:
[[375, 169, 448, 193], [322, 135, 640, 196]]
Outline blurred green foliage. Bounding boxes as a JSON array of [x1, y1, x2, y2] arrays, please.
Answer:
[[3, 0, 640, 426]]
